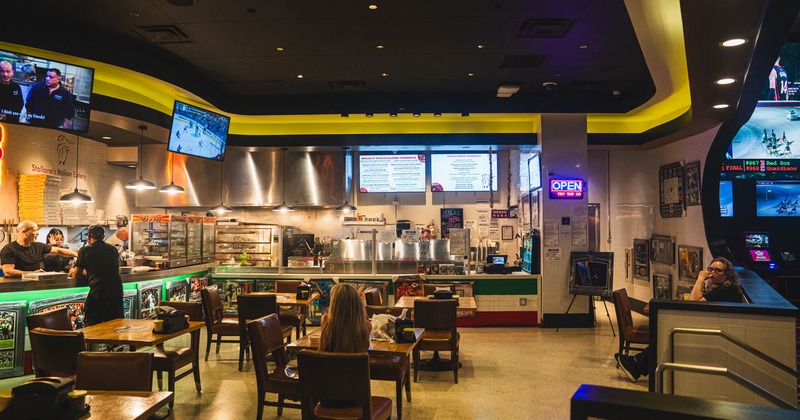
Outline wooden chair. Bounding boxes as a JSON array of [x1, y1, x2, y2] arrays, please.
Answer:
[[365, 305, 404, 318], [275, 281, 307, 340], [200, 285, 239, 361], [413, 299, 460, 383], [28, 328, 86, 378], [364, 288, 383, 306], [297, 350, 392, 420], [26, 307, 73, 331], [246, 314, 301, 419], [75, 352, 153, 391], [238, 294, 293, 371], [364, 304, 411, 418], [152, 301, 203, 407], [612, 288, 649, 366], [423, 283, 455, 296]]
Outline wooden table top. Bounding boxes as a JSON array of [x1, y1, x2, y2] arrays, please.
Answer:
[[287, 328, 424, 356], [81, 391, 173, 420], [395, 296, 477, 312], [235, 292, 320, 307], [79, 318, 205, 346]]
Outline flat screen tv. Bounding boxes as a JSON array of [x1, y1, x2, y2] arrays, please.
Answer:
[[720, 180, 734, 217], [749, 249, 772, 262], [528, 152, 542, 191], [568, 251, 614, 298], [744, 232, 770, 249], [359, 154, 426, 193], [430, 153, 498, 192], [0, 48, 94, 132], [167, 100, 230, 161], [755, 181, 800, 216]]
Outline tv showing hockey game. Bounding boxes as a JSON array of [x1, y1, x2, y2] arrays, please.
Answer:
[[167, 101, 230, 161]]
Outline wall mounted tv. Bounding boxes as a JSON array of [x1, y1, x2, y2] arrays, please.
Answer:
[[568, 251, 614, 298], [528, 152, 542, 191], [167, 100, 230, 161], [0, 48, 94, 132], [720, 180, 734, 217], [359, 154, 426, 193], [430, 153, 498, 192], [755, 181, 800, 216]]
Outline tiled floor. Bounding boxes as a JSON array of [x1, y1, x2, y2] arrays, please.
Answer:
[[0, 304, 649, 419]]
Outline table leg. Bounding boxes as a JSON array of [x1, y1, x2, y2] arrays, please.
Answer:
[[418, 351, 462, 371]]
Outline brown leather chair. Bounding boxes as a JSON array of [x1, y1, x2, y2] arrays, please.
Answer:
[[28, 328, 86, 378], [200, 285, 239, 361], [364, 288, 382, 306], [246, 314, 301, 419], [413, 299, 460, 383], [152, 301, 202, 407], [27, 307, 73, 331], [238, 294, 293, 371], [365, 305, 404, 318], [297, 350, 391, 420], [75, 352, 153, 391], [275, 281, 307, 340], [423, 283, 455, 296], [364, 304, 411, 418], [612, 288, 649, 366]]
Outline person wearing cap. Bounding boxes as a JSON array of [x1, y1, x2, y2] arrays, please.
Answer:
[[69, 225, 123, 325], [1, 220, 78, 278]]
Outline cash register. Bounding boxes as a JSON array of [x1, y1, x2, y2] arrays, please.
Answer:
[[484, 254, 514, 274]]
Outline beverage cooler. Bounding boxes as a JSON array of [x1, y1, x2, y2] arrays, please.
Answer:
[[186, 216, 203, 266], [521, 229, 541, 274], [131, 214, 188, 268], [201, 216, 216, 263], [215, 223, 277, 267]]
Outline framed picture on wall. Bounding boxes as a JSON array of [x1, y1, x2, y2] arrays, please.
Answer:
[[633, 239, 650, 281], [659, 161, 685, 218], [501, 225, 514, 240], [531, 190, 540, 227], [650, 234, 675, 265], [684, 161, 701, 206], [653, 273, 672, 300], [678, 245, 703, 280], [521, 192, 530, 232]]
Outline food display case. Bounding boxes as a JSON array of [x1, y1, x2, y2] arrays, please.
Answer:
[[202, 216, 216, 263], [215, 223, 277, 267], [186, 216, 203, 266], [131, 214, 188, 268]]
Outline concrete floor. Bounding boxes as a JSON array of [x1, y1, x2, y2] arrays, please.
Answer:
[[1, 304, 649, 419]]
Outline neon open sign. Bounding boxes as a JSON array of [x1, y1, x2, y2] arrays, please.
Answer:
[[549, 179, 584, 199]]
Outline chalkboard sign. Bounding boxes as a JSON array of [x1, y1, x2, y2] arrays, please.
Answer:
[[440, 208, 464, 238]]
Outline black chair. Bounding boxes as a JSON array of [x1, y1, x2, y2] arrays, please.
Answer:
[[75, 352, 153, 391], [28, 328, 86, 378], [26, 307, 73, 331], [152, 301, 203, 408], [612, 288, 649, 367], [247, 314, 301, 419], [297, 350, 391, 420], [364, 288, 383, 306], [200, 285, 239, 361], [413, 299, 460, 383], [238, 294, 293, 371], [275, 281, 308, 340]]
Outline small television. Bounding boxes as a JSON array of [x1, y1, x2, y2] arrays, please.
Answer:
[[487, 254, 507, 266], [568, 252, 614, 298], [167, 100, 230, 161], [744, 232, 770, 249], [749, 249, 772, 262], [780, 251, 797, 263], [720, 180, 734, 217], [528, 153, 542, 191], [755, 181, 800, 216], [430, 153, 498, 192], [359, 154, 426, 193], [0, 48, 94, 132]]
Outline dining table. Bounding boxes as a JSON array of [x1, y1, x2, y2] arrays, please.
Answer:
[[233, 291, 320, 308], [0, 390, 173, 420], [394, 295, 478, 312], [79, 318, 205, 347], [287, 328, 424, 356]]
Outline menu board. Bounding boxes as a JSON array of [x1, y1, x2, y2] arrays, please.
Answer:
[[430, 153, 498, 192], [440, 208, 464, 238], [359, 154, 426, 193]]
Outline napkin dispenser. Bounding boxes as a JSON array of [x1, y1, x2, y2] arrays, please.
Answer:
[[296, 282, 311, 300], [433, 287, 454, 300], [12, 377, 74, 419], [156, 306, 188, 333]]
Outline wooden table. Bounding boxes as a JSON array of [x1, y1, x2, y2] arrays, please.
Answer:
[[234, 292, 320, 307], [79, 318, 205, 347], [287, 328, 424, 356], [395, 296, 477, 312], [81, 391, 173, 419]]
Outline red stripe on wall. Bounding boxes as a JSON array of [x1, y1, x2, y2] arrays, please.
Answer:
[[457, 311, 538, 327]]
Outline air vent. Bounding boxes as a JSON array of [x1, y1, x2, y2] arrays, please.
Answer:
[[329, 81, 367, 92], [499, 55, 546, 69], [517, 19, 574, 38], [132, 25, 191, 44]]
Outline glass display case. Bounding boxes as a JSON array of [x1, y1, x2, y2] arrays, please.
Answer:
[[131, 214, 188, 268], [186, 216, 203, 266], [215, 223, 277, 267], [202, 216, 216, 263]]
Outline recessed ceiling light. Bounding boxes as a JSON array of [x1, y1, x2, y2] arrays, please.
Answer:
[[579, 45, 588, 49], [129, 12, 140, 17], [433, 113, 442, 117], [276, 47, 284, 51], [341, 113, 349, 118], [381, 73, 389, 77], [721, 38, 747, 47], [467, 73, 475, 77], [412, 113, 421, 117], [296, 74, 303, 79], [366, 113, 374, 118], [102, 136, 112, 140], [369, 4, 377, 10], [376, 45, 384, 49], [461, 112, 470, 117], [389, 113, 398, 117], [715, 78, 736, 85], [477, 44, 485, 49], [713, 103, 730, 109]]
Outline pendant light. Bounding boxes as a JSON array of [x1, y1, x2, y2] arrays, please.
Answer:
[[159, 152, 186, 194], [273, 147, 295, 212], [209, 160, 232, 213], [58, 135, 93, 203], [335, 146, 357, 212], [126, 125, 156, 190]]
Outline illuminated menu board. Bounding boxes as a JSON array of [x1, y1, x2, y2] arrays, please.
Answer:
[[359, 154, 426, 193], [430, 153, 498, 192]]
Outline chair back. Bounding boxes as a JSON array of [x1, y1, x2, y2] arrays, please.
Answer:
[[297, 350, 373, 419], [413, 299, 457, 332], [164, 301, 202, 322], [365, 305, 404, 318], [423, 283, 455, 296], [275, 280, 302, 294], [612, 288, 634, 337], [27, 307, 73, 331], [364, 288, 382, 306], [238, 294, 279, 339], [201, 285, 225, 329], [247, 314, 293, 386], [75, 352, 153, 391], [28, 328, 86, 377]]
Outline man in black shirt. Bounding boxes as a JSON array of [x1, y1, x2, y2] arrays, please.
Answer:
[[0, 220, 77, 277], [69, 225, 123, 325], [0, 61, 23, 122], [25, 68, 75, 129]]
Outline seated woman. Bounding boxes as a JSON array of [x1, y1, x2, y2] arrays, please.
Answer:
[[319, 283, 371, 353], [42, 228, 73, 272]]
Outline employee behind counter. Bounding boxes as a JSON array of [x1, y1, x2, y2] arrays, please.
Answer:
[[0, 220, 78, 278]]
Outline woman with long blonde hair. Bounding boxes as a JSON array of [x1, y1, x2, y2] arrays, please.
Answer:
[[318, 283, 371, 353]]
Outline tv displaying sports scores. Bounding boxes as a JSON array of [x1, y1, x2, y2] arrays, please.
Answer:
[[359, 154, 426, 193], [568, 251, 614, 298], [430, 153, 498, 192], [167, 101, 230, 161], [744, 232, 770, 249], [749, 249, 772, 262], [0, 48, 94, 132], [755, 181, 800, 216], [720, 180, 734, 217]]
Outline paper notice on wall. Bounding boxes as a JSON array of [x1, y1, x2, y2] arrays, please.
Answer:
[[544, 247, 561, 261], [543, 219, 559, 246], [571, 218, 588, 246], [478, 211, 490, 226], [379, 229, 397, 243], [489, 226, 500, 240], [476, 200, 491, 211], [465, 220, 476, 231], [561, 223, 571, 241], [572, 205, 587, 218], [478, 225, 489, 238]]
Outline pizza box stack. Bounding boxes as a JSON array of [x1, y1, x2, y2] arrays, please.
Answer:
[[18, 174, 62, 225], [61, 190, 90, 226]]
